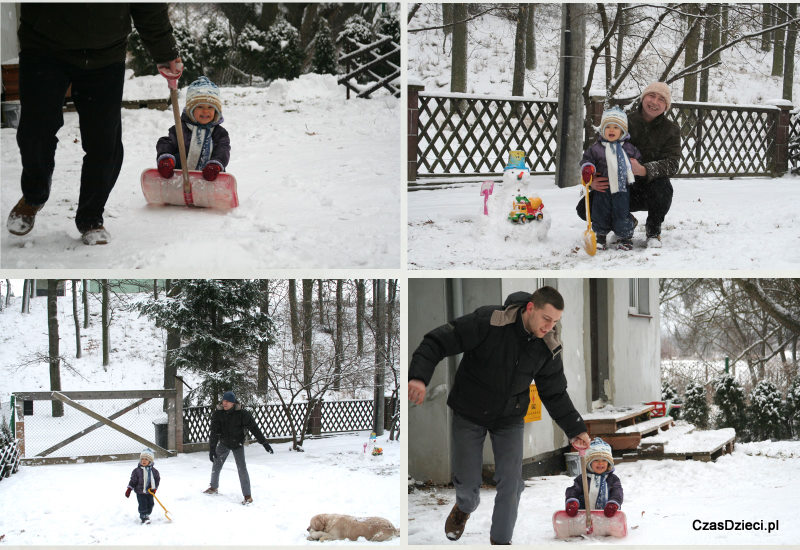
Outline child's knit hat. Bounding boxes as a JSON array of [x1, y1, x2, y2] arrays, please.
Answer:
[[185, 76, 222, 121], [586, 437, 613, 469], [140, 448, 155, 463], [600, 106, 628, 138]]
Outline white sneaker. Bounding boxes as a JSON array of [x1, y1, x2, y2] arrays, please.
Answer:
[[81, 226, 110, 245], [646, 235, 662, 248]]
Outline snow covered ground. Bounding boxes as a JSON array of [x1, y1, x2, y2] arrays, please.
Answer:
[[408, 440, 800, 545], [407, 174, 800, 270], [1, 432, 401, 545], [0, 73, 401, 269]]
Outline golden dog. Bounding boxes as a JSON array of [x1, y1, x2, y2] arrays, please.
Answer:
[[307, 513, 399, 542]]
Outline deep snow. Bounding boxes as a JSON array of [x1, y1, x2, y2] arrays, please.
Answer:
[[0, 73, 400, 269], [408, 439, 800, 545]]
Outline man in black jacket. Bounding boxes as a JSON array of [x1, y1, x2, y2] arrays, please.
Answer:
[[203, 391, 274, 505], [7, 4, 182, 245], [408, 286, 590, 545]]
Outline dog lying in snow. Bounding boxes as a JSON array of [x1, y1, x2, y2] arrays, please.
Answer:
[[307, 513, 399, 542]]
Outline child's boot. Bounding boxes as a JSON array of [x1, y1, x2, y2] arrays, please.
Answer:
[[617, 238, 633, 251], [596, 234, 607, 250]]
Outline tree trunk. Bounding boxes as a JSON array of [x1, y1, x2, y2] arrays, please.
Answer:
[[334, 279, 343, 392], [525, 4, 536, 70], [48, 280, 64, 417], [442, 3, 454, 37], [683, 3, 701, 102], [298, 3, 318, 50], [317, 279, 325, 326], [555, 3, 586, 187], [356, 279, 365, 356], [302, 279, 314, 388], [21, 278, 30, 313], [373, 279, 386, 436], [615, 4, 626, 78], [598, 4, 612, 90], [82, 279, 89, 328], [699, 7, 712, 102], [164, 280, 180, 411], [387, 279, 397, 366], [721, 4, 729, 44], [5, 279, 10, 307], [289, 280, 300, 345], [772, 5, 786, 77], [257, 279, 270, 393], [72, 280, 81, 359], [102, 279, 110, 368], [450, 3, 468, 93], [762, 3, 773, 51], [708, 3, 721, 64], [511, 4, 527, 102], [153, 280, 159, 300], [783, 3, 797, 100]]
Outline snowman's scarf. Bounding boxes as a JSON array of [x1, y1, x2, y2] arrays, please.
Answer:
[[185, 121, 213, 171], [587, 471, 610, 509], [602, 138, 634, 194]]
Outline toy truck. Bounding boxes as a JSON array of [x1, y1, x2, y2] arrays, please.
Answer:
[[508, 195, 544, 223]]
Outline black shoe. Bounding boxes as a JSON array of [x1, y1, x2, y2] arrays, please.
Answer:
[[596, 234, 607, 250], [490, 538, 511, 545], [7, 197, 43, 236], [445, 503, 470, 541], [617, 238, 633, 251], [630, 214, 638, 231]]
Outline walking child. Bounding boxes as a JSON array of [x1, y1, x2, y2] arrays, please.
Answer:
[[156, 76, 230, 181], [580, 106, 642, 250], [125, 448, 161, 524], [564, 438, 623, 518]]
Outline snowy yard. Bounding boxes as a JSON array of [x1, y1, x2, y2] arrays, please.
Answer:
[[0, 73, 400, 269], [408, 440, 800, 545], [407, 175, 800, 270], [0, 432, 400, 545]]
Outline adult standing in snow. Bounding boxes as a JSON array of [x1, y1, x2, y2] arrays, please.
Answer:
[[6, 4, 182, 245], [408, 286, 591, 545], [577, 82, 681, 248], [204, 391, 274, 505]]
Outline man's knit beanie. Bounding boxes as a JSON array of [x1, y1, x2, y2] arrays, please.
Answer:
[[222, 391, 237, 403], [641, 81, 672, 110]]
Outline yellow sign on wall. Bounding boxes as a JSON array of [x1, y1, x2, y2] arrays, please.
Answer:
[[524, 384, 542, 423]]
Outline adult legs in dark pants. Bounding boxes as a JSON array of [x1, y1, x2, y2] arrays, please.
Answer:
[[15, 53, 124, 234], [451, 412, 525, 544]]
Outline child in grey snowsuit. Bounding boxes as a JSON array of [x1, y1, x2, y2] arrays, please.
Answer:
[[156, 76, 230, 181], [580, 106, 643, 250], [125, 448, 161, 523], [565, 437, 623, 517]]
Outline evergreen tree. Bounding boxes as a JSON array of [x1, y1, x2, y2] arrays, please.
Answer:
[[712, 373, 747, 435], [784, 378, 800, 439], [661, 380, 677, 401], [338, 14, 373, 53], [312, 18, 338, 75], [376, 10, 400, 43], [682, 382, 709, 429], [263, 15, 304, 80], [237, 22, 267, 77], [199, 18, 232, 77], [172, 22, 203, 86], [748, 380, 784, 441], [138, 280, 274, 405]]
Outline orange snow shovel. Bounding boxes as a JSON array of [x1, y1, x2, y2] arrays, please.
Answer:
[[148, 488, 171, 521], [581, 170, 597, 256]]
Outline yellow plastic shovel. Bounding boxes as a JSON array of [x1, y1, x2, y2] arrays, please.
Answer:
[[582, 176, 597, 256], [148, 488, 172, 521]]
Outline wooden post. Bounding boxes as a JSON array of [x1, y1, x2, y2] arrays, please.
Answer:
[[408, 82, 425, 183], [166, 388, 176, 452], [174, 376, 184, 453], [771, 101, 793, 176], [587, 94, 606, 147], [308, 400, 322, 436], [14, 395, 25, 457]]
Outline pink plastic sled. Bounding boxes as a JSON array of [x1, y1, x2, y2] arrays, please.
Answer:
[[552, 509, 627, 539], [141, 169, 239, 209]]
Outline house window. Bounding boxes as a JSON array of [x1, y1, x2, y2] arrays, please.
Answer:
[[628, 279, 650, 316]]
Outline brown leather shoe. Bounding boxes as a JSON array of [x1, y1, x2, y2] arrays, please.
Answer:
[[7, 197, 43, 236], [203, 487, 218, 494], [445, 503, 470, 540], [242, 495, 253, 505]]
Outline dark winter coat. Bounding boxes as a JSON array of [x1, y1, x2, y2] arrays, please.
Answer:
[[627, 106, 681, 183], [209, 404, 267, 451], [18, 4, 178, 70], [580, 137, 642, 181], [408, 291, 587, 436], [128, 464, 160, 495], [565, 469, 623, 509], [156, 112, 231, 170]]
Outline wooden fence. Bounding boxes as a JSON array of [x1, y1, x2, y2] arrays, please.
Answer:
[[338, 35, 400, 99], [408, 84, 797, 182], [0, 437, 21, 481]]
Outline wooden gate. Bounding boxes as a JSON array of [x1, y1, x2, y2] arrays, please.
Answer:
[[338, 35, 400, 99]]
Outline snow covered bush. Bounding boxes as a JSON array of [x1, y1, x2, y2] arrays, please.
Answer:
[[126, 29, 158, 76], [682, 382, 709, 429], [237, 22, 267, 77], [748, 380, 785, 441], [784, 378, 800, 439], [713, 373, 747, 435], [376, 10, 400, 44], [661, 380, 678, 401], [171, 22, 203, 86], [312, 18, 338, 75], [263, 15, 304, 81], [199, 18, 232, 77]]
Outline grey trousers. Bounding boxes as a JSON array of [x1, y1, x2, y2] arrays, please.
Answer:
[[451, 412, 525, 544], [209, 442, 251, 497]]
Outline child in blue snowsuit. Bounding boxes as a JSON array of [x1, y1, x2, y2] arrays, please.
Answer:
[[580, 106, 642, 250], [565, 437, 623, 517], [125, 448, 161, 524], [156, 76, 230, 181]]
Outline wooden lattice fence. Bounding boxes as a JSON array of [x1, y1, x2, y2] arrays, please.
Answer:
[[338, 35, 400, 99], [0, 437, 21, 480], [183, 397, 397, 444], [790, 109, 800, 174], [408, 84, 796, 182]]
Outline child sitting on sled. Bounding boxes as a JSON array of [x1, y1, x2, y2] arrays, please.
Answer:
[[580, 106, 642, 251], [156, 75, 230, 181], [565, 437, 623, 518], [125, 448, 161, 524]]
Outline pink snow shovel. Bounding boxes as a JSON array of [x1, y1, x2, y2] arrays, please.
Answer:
[[140, 64, 239, 209], [552, 447, 627, 539], [480, 181, 494, 215], [148, 488, 172, 521]]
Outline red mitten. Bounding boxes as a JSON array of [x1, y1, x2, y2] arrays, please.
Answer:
[[581, 163, 596, 185], [604, 502, 619, 517], [158, 157, 175, 179], [566, 500, 579, 517], [125, 487, 132, 498], [202, 163, 222, 181]]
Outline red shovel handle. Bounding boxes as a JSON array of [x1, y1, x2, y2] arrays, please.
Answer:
[[158, 62, 184, 90]]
